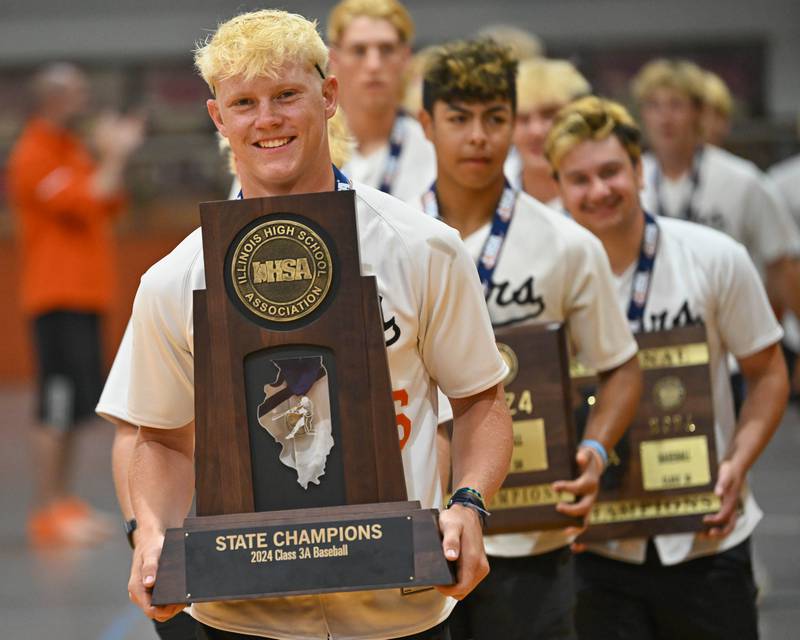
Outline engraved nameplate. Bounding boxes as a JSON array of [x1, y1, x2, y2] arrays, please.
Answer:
[[640, 436, 711, 491]]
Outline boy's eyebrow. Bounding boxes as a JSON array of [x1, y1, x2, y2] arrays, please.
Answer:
[[445, 103, 471, 114], [444, 102, 511, 115], [563, 160, 622, 179], [484, 104, 511, 115]]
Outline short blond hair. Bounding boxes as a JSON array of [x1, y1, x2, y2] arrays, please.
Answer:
[[630, 58, 706, 106], [475, 25, 543, 62], [327, 0, 414, 45], [703, 70, 733, 116], [327, 108, 356, 166], [194, 10, 329, 94], [517, 58, 590, 113], [545, 96, 642, 176], [401, 45, 438, 116]]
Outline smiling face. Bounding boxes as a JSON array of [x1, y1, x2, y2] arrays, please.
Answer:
[[421, 99, 513, 191], [207, 63, 337, 196], [329, 16, 409, 115], [556, 134, 643, 238]]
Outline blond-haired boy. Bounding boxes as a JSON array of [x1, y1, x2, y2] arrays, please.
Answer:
[[119, 10, 513, 640]]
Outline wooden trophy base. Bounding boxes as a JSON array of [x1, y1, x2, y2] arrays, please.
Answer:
[[577, 491, 721, 542], [486, 486, 582, 534], [485, 322, 582, 535], [572, 325, 720, 542], [152, 501, 454, 605]]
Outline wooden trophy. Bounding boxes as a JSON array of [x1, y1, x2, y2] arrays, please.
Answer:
[[572, 324, 720, 541], [484, 321, 581, 534], [152, 190, 453, 605]]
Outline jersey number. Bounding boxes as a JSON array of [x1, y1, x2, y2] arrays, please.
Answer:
[[393, 389, 411, 450]]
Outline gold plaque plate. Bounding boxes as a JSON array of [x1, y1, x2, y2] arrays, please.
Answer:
[[638, 343, 709, 370], [589, 492, 721, 524], [509, 419, 548, 474], [571, 342, 710, 378], [488, 483, 574, 510], [640, 436, 711, 491]]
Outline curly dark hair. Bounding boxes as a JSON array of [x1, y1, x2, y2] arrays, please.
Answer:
[[422, 38, 518, 114]]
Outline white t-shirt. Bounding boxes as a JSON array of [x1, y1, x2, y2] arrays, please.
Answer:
[[769, 153, 800, 227], [586, 216, 782, 566], [409, 190, 638, 558], [96, 321, 133, 424], [504, 147, 523, 192], [120, 182, 506, 640], [768, 154, 800, 350], [642, 145, 800, 276], [343, 115, 436, 203]]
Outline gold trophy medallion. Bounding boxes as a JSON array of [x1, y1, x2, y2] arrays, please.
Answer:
[[653, 375, 687, 411], [497, 342, 519, 386], [231, 219, 333, 323]]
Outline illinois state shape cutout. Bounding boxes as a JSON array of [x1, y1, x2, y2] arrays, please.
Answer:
[[257, 356, 334, 489]]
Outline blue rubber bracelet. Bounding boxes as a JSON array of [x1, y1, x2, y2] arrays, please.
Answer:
[[579, 439, 609, 469]]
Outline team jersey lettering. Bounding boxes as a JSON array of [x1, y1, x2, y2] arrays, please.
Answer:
[[646, 301, 703, 332], [487, 276, 545, 315], [392, 388, 411, 450], [379, 295, 401, 347]]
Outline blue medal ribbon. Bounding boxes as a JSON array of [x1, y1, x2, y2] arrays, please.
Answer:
[[332, 164, 352, 191], [626, 211, 660, 333], [377, 112, 405, 194], [422, 181, 518, 297]]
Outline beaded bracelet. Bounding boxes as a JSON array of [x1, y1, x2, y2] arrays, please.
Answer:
[[446, 487, 491, 529]]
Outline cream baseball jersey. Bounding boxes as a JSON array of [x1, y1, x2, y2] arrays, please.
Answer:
[[343, 114, 436, 203], [411, 189, 638, 558], [119, 181, 506, 639], [95, 321, 133, 424], [769, 153, 800, 226], [642, 145, 800, 275], [587, 216, 782, 566]]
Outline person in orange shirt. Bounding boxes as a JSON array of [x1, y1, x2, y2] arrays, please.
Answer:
[[7, 62, 144, 546]]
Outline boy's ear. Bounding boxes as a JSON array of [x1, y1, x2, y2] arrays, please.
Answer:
[[207, 99, 226, 136], [322, 76, 339, 120], [419, 107, 434, 142]]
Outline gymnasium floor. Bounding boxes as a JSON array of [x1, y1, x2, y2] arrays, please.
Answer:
[[1, 385, 798, 639]]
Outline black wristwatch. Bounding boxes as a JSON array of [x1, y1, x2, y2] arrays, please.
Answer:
[[123, 518, 137, 549]]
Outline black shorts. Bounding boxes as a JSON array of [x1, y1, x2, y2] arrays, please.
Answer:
[[32, 311, 104, 430], [154, 611, 199, 640], [450, 546, 577, 640], [575, 538, 758, 640]]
